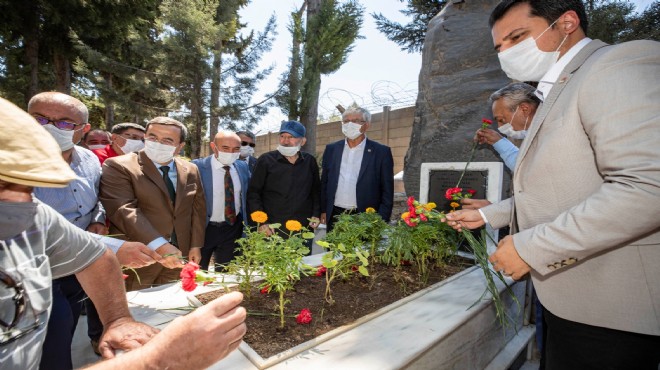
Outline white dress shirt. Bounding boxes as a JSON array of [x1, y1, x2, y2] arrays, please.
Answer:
[[536, 37, 592, 101], [210, 158, 242, 223], [334, 137, 367, 209]]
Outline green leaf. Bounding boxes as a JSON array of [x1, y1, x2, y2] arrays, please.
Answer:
[[302, 232, 315, 239], [269, 223, 281, 229], [316, 240, 330, 248], [358, 266, 369, 276]]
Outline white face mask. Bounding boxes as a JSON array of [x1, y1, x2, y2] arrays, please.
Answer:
[[497, 19, 567, 82], [87, 144, 106, 150], [240, 145, 254, 158], [215, 151, 240, 166], [277, 144, 300, 157], [342, 122, 363, 140], [121, 138, 145, 153], [497, 107, 529, 140], [144, 140, 177, 164], [42, 124, 75, 151]]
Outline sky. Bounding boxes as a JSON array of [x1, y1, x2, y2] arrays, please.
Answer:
[[240, 0, 655, 135]]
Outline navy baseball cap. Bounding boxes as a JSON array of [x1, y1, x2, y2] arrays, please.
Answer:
[[279, 120, 306, 138]]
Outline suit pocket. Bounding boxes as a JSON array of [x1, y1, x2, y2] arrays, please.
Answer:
[[184, 183, 197, 197]]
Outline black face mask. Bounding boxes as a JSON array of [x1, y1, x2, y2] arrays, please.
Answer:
[[0, 201, 38, 240]]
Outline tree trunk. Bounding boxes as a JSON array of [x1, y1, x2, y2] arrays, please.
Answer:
[[24, 10, 40, 104], [53, 51, 71, 94], [104, 73, 115, 128], [209, 40, 223, 140], [190, 72, 204, 159], [288, 2, 307, 120], [300, 0, 322, 155]]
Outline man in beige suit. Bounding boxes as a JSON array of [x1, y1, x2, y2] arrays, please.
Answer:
[[446, 1, 660, 368], [100, 117, 206, 290]]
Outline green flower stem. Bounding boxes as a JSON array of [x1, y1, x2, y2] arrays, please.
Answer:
[[279, 290, 286, 328], [455, 141, 478, 188]]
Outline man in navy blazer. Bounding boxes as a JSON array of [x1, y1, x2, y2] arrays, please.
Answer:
[[321, 106, 394, 231], [192, 131, 250, 270]]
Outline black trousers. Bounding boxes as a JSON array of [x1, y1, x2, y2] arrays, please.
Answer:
[[326, 206, 357, 233], [200, 217, 243, 270], [543, 307, 660, 370]]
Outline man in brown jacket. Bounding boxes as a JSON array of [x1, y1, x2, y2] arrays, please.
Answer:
[[100, 117, 206, 290]]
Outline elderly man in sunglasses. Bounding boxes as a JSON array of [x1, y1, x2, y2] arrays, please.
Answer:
[[0, 97, 246, 370]]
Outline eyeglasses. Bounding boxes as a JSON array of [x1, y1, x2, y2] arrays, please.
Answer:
[[342, 119, 367, 125], [241, 141, 255, 148], [32, 115, 83, 131], [145, 136, 176, 146], [0, 269, 42, 346]]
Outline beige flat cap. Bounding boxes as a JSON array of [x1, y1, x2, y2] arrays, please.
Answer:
[[0, 97, 77, 187]]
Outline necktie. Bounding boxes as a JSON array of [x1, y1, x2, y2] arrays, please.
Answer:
[[224, 165, 236, 225], [160, 165, 178, 246], [160, 165, 176, 203]]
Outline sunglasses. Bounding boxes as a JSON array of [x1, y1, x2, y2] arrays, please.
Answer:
[[33, 115, 83, 131], [0, 269, 42, 346], [241, 141, 256, 148]]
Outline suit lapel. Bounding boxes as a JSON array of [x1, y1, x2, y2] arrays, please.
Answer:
[[357, 139, 373, 184], [174, 157, 189, 210], [515, 40, 609, 171], [139, 151, 171, 205]]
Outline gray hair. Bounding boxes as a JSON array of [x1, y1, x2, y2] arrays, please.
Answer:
[[146, 117, 188, 143], [342, 106, 372, 123], [236, 130, 255, 141], [489, 82, 541, 112], [28, 92, 89, 123], [111, 122, 146, 134]]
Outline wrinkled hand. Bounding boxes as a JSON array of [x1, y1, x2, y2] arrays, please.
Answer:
[[141, 291, 246, 369], [443, 209, 485, 232], [259, 224, 273, 236], [488, 235, 531, 280], [461, 198, 492, 210], [99, 317, 159, 359], [87, 222, 109, 235], [475, 128, 503, 145], [116, 242, 163, 268], [155, 243, 184, 269], [188, 247, 201, 264], [319, 213, 327, 225], [308, 217, 320, 229]]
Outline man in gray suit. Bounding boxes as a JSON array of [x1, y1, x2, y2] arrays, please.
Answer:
[[446, 1, 660, 368]]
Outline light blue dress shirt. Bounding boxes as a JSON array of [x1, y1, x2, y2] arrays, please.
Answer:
[[34, 146, 105, 229], [492, 138, 520, 172]]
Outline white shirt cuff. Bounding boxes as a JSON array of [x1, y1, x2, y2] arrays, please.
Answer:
[[478, 209, 489, 225], [88, 233, 124, 254], [148, 237, 168, 251]]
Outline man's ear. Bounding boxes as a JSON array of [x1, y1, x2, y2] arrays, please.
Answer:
[[210, 141, 217, 155], [559, 10, 580, 35], [519, 102, 531, 116], [83, 123, 91, 134], [300, 137, 307, 147]]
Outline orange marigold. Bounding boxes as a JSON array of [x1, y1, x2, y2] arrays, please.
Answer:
[[401, 211, 410, 220], [251, 211, 268, 224], [450, 202, 460, 208], [365, 207, 376, 213], [424, 202, 437, 211], [285, 220, 302, 232]]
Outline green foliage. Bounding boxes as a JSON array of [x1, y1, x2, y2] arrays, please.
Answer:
[[325, 211, 388, 262], [317, 240, 369, 305], [619, 1, 660, 42], [587, 0, 636, 44], [226, 220, 313, 328], [372, 0, 446, 53], [383, 219, 457, 284]]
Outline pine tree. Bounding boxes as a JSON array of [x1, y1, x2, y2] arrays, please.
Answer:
[[372, 0, 446, 54]]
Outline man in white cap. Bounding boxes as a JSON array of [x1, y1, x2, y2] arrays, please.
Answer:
[[0, 97, 246, 370]]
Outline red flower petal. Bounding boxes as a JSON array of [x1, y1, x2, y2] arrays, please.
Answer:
[[296, 308, 312, 324]]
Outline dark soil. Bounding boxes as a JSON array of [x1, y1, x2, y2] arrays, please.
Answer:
[[195, 257, 473, 359]]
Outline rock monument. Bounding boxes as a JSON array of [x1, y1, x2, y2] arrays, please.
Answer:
[[404, 0, 512, 197]]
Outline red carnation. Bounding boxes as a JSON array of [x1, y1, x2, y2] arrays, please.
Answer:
[[482, 118, 492, 125], [315, 266, 327, 277], [467, 189, 476, 196], [260, 285, 270, 294], [180, 261, 200, 292], [419, 213, 428, 222], [407, 196, 415, 207], [296, 308, 312, 324], [122, 274, 129, 280], [445, 187, 462, 200]]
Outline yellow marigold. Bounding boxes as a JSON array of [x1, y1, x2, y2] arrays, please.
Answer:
[[285, 220, 302, 232], [424, 202, 437, 211], [450, 202, 460, 208], [401, 211, 410, 220], [365, 207, 376, 213], [251, 211, 268, 224]]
